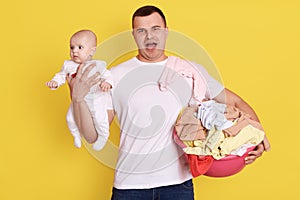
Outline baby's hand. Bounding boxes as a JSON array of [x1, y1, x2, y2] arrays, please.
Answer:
[[46, 81, 58, 89], [100, 81, 112, 92]]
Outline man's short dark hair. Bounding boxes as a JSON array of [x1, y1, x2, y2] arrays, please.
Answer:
[[132, 5, 167, 28]]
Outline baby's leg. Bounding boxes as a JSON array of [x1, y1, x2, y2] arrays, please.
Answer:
[[87, 95, 110, 151], [66, 104, 81, 148]]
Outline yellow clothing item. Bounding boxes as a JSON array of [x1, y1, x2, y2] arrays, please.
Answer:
[[182, 125, 264, 160], [182, 128, 224, 156], [214, 124, 264, 159]]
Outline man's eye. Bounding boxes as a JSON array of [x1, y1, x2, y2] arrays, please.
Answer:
[[79, 46, 83, 49], [137, 29, 145, 33]]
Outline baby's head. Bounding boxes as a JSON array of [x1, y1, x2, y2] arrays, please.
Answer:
[[69, 29, 97, 64]]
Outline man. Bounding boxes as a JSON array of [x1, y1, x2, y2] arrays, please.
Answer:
[[68, 5, 270, 200]]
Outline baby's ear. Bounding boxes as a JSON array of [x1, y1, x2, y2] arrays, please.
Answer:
[[90, 47, 97, 56]]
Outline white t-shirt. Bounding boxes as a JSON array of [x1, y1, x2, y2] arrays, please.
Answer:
[[109, 56, 224, 189]]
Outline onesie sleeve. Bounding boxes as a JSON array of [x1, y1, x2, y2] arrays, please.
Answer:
[[50, 60, 70, 89], [93, 60, 114, 88], [101, 69, 114, 88]]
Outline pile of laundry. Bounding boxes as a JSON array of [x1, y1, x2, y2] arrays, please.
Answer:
[[174, 100, 265, 177]]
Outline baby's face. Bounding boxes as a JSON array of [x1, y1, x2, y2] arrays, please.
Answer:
[[69, 34, 95, 64]]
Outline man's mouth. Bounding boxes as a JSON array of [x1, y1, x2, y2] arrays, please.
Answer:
[[145, 42, 157, 50]]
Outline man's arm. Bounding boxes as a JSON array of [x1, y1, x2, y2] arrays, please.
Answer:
[[213, 88, 260, 121], [71, 100, 98, 143], [213, 88, 271, 164], [72, 101, 115, 143], [67, 63, 115, 144]]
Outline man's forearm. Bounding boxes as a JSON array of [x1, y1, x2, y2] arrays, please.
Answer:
[[214, 88, 260, 122], [72, 100, 98, 143], [214, 88, 271, 152]]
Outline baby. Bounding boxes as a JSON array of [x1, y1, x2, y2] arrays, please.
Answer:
[[46, 29, 113, 151]]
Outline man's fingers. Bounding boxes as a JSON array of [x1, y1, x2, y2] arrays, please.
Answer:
[[66, 73, 72, 84], [69, 63, 100, 91], [252, 143, 264, 156], [244, 143, 264, 165], [245, 155, 256, 165], [87, 72, 101, 86], [85, 63, 96, 71], [76, 63, 86, 75], [81, 63, 96, 79], [263, 136, 271, 152]]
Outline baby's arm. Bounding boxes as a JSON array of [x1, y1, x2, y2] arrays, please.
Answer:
[[46, 60, 74, 90], [99, 67, 113, 92]]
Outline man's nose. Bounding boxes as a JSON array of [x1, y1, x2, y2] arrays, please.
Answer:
[[146, 30, 153, 39], [146, 29, 154, 39]]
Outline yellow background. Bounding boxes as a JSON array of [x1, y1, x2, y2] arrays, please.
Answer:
[[1, 0, 299, 199]]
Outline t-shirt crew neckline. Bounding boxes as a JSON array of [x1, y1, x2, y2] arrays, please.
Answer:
[[134, 56, 168, 65]]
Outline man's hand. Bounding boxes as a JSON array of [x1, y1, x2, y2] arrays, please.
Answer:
[[245, 136, 270, 165], [67, 63, 101, 102]]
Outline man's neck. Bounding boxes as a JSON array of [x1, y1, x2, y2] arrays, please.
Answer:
[[136, 54, 168, 63]]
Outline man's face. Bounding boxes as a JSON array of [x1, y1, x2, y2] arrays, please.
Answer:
[[132, 12, 168, 62], [69, 34, 94, 64]]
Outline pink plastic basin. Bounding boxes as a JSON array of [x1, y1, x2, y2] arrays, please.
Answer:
[[204, 146, 256, 177]]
